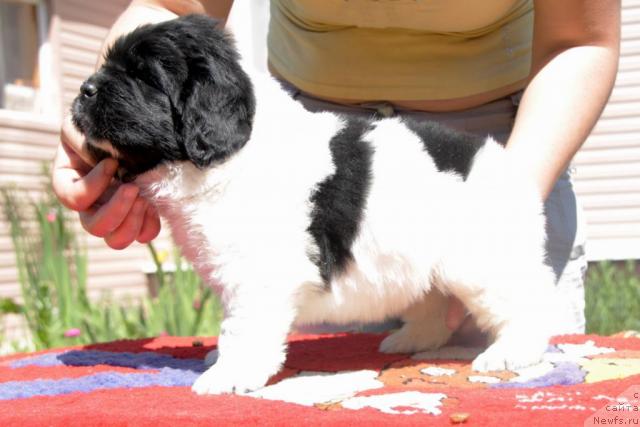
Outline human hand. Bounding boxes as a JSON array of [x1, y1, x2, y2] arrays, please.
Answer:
[[445, 296, 488, 347], [52, 115, 161, 249], [52, 2, 229, 249]]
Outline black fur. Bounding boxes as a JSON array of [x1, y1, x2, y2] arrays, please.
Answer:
[[403, 118, 487, 179], [71, 15, 255, 179], [307, 117, 374, 284]]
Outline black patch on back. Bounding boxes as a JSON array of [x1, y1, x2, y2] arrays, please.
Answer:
[[307, 117, 374, 284], [402, 117, 488, 179]]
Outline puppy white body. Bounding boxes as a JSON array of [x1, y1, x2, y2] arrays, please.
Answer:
[[136, 77, 564, 394], [72, 15, 567, 395]]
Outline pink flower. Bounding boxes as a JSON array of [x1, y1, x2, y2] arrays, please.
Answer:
[[192, 298, 201, 310], [46, 209, 57, 223], [159, 330, 169, 337], [64, 328, 81, 338]]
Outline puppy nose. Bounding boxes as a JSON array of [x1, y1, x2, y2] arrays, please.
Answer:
[[80, 81, 98, 97]]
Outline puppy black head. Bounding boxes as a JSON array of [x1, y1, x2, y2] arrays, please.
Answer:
[[72, 14, 255, 181]]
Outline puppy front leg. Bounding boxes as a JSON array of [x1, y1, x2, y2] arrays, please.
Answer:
[[191, 287, 295, 395]]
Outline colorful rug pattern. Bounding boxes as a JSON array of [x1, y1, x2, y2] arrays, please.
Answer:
[[1, 333, 639, 426]]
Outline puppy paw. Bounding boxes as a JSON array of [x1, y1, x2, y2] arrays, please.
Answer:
[[192, 346, 285, 395], [471, 341, 545, 372], [379, 323, 450, 354], [192, 361, 274, 395]]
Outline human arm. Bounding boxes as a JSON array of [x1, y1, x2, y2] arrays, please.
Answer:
[[446, 2, 620, 337], [97, 0, 234, 66], [52, 0, 233, 249], [506, 0, 621, 200]]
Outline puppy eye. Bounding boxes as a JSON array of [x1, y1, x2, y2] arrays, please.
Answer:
[[125, 65, 159, 90], [135, 75, 162, 93]]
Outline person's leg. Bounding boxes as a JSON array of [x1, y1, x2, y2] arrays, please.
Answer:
[[276, 78, 385, 118], [543, 169, 587, 333]]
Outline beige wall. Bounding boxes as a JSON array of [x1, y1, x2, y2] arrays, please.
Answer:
[[0, 0, 153, 306], [54, 0, 128, 110], [0, 114, 60, 299], [1, 0, 639, 308], [53, 0, 155, 298], [572, 0, 640, 261]]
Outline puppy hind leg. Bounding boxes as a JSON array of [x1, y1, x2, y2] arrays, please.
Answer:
[[379, 289, 452, 354]]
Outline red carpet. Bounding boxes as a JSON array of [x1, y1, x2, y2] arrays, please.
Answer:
[[1, 333, 639, 426]]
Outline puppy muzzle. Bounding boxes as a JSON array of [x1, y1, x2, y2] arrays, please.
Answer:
[[84, 140, 136, 183]]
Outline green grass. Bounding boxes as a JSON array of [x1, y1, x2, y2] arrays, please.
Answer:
[[1, 185, 88, 349], [1, 176, 222, 352], [585, 260, 640, 335]]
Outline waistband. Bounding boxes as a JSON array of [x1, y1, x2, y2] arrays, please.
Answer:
[[279, 77, 521, 116]]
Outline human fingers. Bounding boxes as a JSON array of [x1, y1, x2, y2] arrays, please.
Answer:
[[448, 317, 488, 347], [53, 114, 120, 211], [104, 198, 148, 249], [445, 296, 468, 331], [60, 114, 96, 167], [136, 204, 161, 243], [52, 153, 119, 212], [79, 184, 139, 237]]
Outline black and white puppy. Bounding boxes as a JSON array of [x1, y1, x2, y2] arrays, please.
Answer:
[[72, 15, 566, 395]]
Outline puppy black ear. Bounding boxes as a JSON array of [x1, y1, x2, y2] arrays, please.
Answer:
[[180, 66, 254, 168], [177, 15, 255, 168]]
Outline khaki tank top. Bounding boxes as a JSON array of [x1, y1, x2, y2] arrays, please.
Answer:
[[268, 0, 533, 100]]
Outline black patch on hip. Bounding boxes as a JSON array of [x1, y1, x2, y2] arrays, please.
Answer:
[[402, 118, 488, 180], [307, 117, 374, 285]]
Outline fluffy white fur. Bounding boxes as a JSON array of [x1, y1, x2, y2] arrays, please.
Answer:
[[135, 76, 567, 395]]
